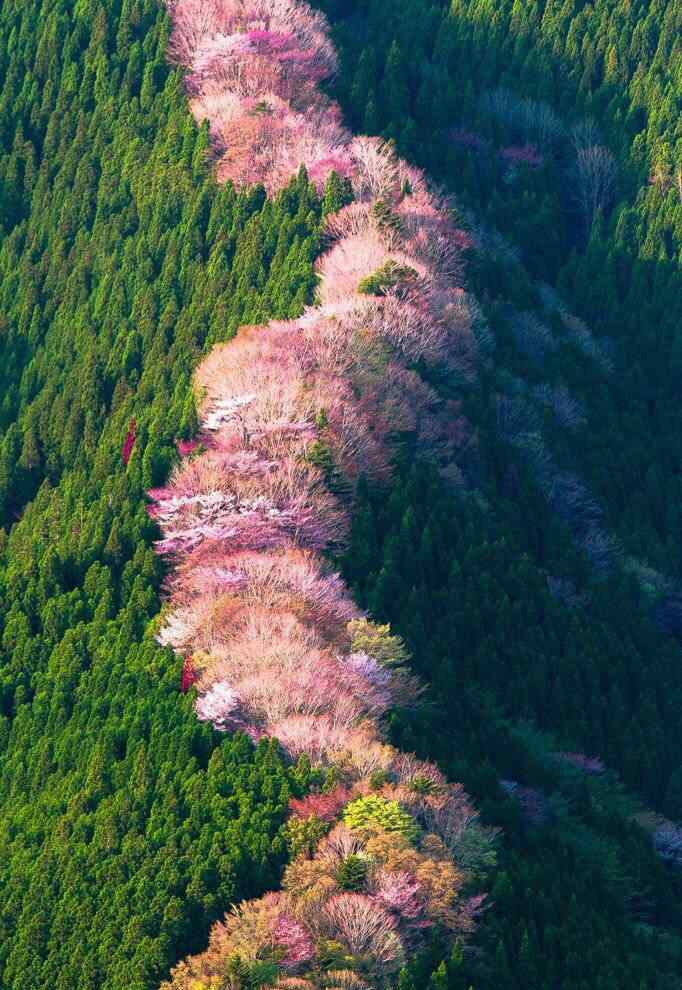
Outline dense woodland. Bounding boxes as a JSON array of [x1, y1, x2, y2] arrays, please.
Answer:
[[321, 1, 682, 985], [0, 0, 681, 989], [320, 0, 682, 579], [0, 2, 324, 987]]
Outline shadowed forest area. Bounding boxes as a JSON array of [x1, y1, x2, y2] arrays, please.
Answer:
[[319, 0, 682, 986]]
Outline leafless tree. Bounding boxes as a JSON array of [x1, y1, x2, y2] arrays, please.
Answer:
[[570, 118, 602, 154], [574, 144, 617, 230]]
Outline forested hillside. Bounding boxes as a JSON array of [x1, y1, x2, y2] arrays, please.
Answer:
[[0, 2, 324, 987], [0, 0, 681, 989], [321, 0, 682, 580], [318, 1, 682, 986], [313, 0, 682, 818]]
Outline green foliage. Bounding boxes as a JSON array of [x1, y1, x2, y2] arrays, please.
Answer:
[[369, 769, 390, 790], [410, 774, 440, 796], [357, 259, 419, 296], [322, 169, 354, 217], [335, 853, 369, 891], [282, 815, 330, 859], [0, 1, 324, 987], [317, 5, 682, 982], [348, 618, 410, 668], [305, 439, 335, 477], [371, 197, 404, 235], [224, 954, 280, 990], [344, 461, 682, 989], [343, 795, 419, 841], [316, 939, 355, 971]]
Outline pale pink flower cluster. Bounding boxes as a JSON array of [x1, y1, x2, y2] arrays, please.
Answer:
[[168, 0, 348, 191]]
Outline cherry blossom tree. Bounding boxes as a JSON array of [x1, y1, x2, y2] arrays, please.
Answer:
[[480, 88, 565, 147], [195, 681, 248, 733], [353, 293, 451, 364], [531, 384, 586, 432], [390, 753, 446, 794], [509, 312, 558, 364], [500, 779, 549, 825], [372, 870, 426, 918], [168, 0, 343, 193], [350, 137, 401, 202], [323, 202, 373, 242], [499, 144, 544, 168], [273, 914, 316, 969], [557, 310, 613, 372], [580, 527, 623, 573], [167, 0, 232, 65], [654, 820, 682, 866], [450, 127, 489, 152], [321, 893, 405, 972]]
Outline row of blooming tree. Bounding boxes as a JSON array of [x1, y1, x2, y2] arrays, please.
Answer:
[[154, 0, 494, 987], [169, 0, 350, 192]]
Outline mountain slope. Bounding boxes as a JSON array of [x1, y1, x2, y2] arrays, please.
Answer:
[[0, 2, 324, 987], [0, 0, 681, 989]]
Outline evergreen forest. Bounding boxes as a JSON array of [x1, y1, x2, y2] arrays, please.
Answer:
[[0, 1, 680, 989]]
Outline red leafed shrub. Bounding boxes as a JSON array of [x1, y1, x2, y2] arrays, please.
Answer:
[[176, 438, 200, 457], [289, 784, 351, 821], [122, 419, 136, 465], [180, 657, 198, 692]]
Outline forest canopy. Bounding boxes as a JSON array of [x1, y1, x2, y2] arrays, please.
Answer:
[[0, 0, 681, 988]]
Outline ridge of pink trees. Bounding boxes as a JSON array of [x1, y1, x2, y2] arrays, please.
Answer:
[[156, 0, 495, 985]]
